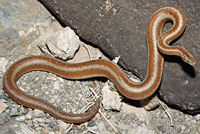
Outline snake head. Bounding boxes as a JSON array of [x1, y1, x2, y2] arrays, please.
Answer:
[[181, 52, 196, 66]]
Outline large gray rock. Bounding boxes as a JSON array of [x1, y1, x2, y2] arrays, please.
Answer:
[[38, 0, 200, 113]]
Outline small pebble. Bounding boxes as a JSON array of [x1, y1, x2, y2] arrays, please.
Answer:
[[33, 118, 45, 123], [57, 120, 69, 132], [0, 90, 4, 96], [54, 81, 60, 90], [49, 121, 57, 128], [42, 126, 50, 134], [0, 99, 8, 113], [25, 111, 33, 120], [16, 115, 26, 122], [157, 125, 166, 133], [9, 107, 21, 116], [0, 57, 8, 73], [33, 109, 45, 118], [195, 114, 200, 121], [49, 131, 55, 134]]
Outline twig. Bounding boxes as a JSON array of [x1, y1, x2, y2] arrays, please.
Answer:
[[65, 124, 73, 134], [99, 109, 119, 134], [79, 102, 94, 113], [89, 86, 99, 98], [194, 121, 200, 134], [89, 83, 119, 133], [37, 44, 54, 57], [82, 43, 92, 60], [82, 128, 100, 134], [159, 101, 174, 127]]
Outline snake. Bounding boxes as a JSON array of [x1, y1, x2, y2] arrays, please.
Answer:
[[3, 7, 195, 123]]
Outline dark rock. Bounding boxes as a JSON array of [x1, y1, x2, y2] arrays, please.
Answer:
[[38, 0, 200, 113]]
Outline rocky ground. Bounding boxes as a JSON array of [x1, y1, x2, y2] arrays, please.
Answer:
[[0, 0, 200, 134]]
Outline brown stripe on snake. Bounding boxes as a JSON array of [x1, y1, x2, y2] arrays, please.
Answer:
[[3, 7, 195, 123]]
